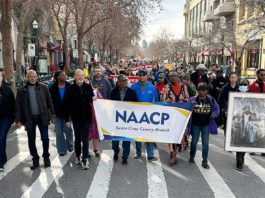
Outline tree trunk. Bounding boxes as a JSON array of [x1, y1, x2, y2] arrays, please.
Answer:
[[77, 33, 84, 69], [63, 39, 70, 71], [100, 43, 106, 64], [1, 0, 15, 93], [15, 25, 24, 82]]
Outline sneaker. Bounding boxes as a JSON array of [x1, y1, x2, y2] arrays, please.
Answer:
[[113, 153, 118, 161], [189, 158, 195, 163], [0, 165, 4, 171], [75, 157, 81, 165], [236, 164, 243, 171], [44, 158, 51, 168], [68, 148, 73, 152], [81, 159, 89, 170], [30, 161, 40, 170], [122, 159, 128, 165], [202, 163, 210, 169], [134, 154, 141, 159], [148, 156, 158, 162], [261, 153, 265, 156], [249, 153, 256, 156], [59, 153, 66, 156]]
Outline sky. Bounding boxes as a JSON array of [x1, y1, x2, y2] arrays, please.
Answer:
[[140, 0, 185, 45]]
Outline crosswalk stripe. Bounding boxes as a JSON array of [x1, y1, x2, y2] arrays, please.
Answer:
[[236, 154, 265, 183], [0, 152, 29, 181], [86, 150, 114, 198], [195, 151, 236, 198], [20, 153, 72, 198], [146, 150, 168, 198]]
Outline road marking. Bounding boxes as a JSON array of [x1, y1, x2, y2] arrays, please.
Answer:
[[195, 151, 235, 198], [20, 153, 72, 198], [86, 150, 114, 198], [146, 150, 168, 198], [0, 152, 29, 181], [235, 154, 265, 183]]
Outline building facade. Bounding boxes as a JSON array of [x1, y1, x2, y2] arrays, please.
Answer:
[[183, 0, 265, 75]]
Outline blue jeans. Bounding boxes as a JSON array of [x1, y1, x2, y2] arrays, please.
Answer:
[[72, 120, 90, 160], [55, 117, 73, 154], [135, 142, 154, 158], [190, 124, 209, 163], [27, 115, 50, 163], [0, 117, 14, 166], [112, 141, 131, 160]]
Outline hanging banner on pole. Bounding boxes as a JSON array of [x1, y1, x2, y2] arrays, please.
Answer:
[[28, 43, 35, 57], [94, 99, 193, 143]]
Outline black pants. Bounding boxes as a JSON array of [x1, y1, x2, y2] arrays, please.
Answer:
[[236, 152, 245, 166], [27, 115, 50, 163], [72, 120, 90, 160]]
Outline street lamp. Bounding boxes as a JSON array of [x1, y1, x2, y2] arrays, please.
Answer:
[[189, 37, 192, 63], [32, 20, 39, 75]]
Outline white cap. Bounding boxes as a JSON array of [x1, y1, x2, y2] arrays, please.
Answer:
[[196, 64, 207, 70]]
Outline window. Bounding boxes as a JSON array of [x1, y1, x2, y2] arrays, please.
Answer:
[[247, 49, 260, 68]]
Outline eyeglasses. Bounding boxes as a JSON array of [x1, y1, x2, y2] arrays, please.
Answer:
[[259, 73, 265, 76], [239, 84, 248, 86], [138, 74, 146, 76]]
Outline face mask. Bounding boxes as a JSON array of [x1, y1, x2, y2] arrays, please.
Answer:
[[239, 85, 248, 92]]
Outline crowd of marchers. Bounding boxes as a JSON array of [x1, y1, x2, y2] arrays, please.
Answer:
[[0, 62, 265, 172]]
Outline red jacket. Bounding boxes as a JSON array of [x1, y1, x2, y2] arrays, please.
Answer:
[[249, 80, 265, 93]]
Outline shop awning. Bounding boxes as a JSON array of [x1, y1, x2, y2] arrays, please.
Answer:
[[197, 49, 208, 56]]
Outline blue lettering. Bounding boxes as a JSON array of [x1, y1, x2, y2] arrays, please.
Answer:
[[127, 112, 138, 123], [161, 113, 170, 124], [139, 112, 150, 124], [150, 112, 160, 125], [116, 111, 126, 122]]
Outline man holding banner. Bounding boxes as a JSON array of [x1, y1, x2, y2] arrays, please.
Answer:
[[131, 69, 159, 161], [110, 74, 138, 164]]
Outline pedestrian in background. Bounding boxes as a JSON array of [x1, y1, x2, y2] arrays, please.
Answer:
[[91, 66, 112, 99], [49, 71, 73, 156], [110, 74, 138, 164], [217, 72, 239, 132], [16, 70, 55, 170], [0, 72, 15, 171], [248, 68, 265, 157], [65, 69, 94, 170]]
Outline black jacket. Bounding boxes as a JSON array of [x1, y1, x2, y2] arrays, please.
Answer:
[[110, 87, 138, 102], [190, 71, 209, 88], [15, 82, 55, 131], [65, 81, 94, 122], [0, 83, 15, 119], [49, 81, 71, 118]]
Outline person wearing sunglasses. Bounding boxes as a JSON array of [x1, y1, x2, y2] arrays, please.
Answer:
[[131, 69, 159, 162], [248, 68, 265, 157]]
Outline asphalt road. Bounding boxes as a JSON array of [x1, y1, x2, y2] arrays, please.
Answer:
[[1, 126, 265, 198]]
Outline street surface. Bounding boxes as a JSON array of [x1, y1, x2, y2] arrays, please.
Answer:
[[1, 126, 265, 198]]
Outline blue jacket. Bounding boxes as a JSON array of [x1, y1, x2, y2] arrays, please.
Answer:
[[130, 82, 159, 102]]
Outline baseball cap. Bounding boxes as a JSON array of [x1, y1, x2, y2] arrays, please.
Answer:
[[138, 69, 147, 75]]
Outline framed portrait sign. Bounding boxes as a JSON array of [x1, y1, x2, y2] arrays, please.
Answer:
[[225, 92, 265, 153]]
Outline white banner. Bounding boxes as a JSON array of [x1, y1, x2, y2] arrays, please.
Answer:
[[28, 43, 35, 57], [94, 99, 192, 143]]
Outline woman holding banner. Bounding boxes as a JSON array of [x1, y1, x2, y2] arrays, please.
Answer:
[[160, 71, 189, 165]]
